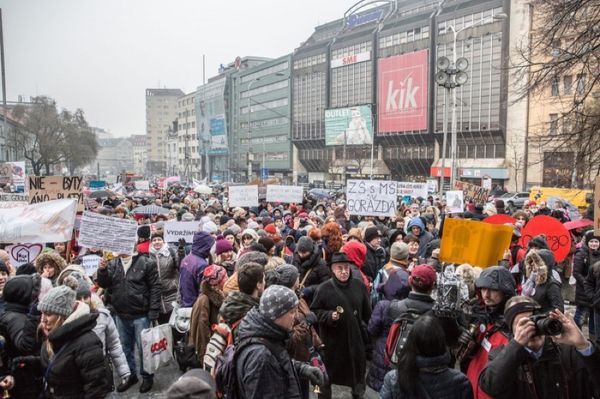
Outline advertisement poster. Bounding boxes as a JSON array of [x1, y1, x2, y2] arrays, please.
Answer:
[[378, 49, 428, 133], [325, 105, 373, 146]]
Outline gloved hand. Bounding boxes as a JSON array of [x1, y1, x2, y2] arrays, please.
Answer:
[[304, 312, 317, 326], [298, 363, 325, 386], [178, 238, 186, 248], [148, 311, 159, 322]]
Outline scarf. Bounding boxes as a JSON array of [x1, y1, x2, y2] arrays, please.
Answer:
[[150, 244, 171, 258]]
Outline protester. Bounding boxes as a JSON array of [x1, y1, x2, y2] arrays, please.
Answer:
[[149, 232, 183, 323], [35, 252, 67, 286], [0, 261, 9, 313], [180, 231, 215, 307], [362, 226, 387, 281], [292, 236, 330, 291], [523, 250, 564, 312], [406, 217, 433, 258], [574, 230, 599, 339]]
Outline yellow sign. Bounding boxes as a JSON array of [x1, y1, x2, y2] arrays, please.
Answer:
[[529, 186, 591, 210], [439, 218, 513, 268]]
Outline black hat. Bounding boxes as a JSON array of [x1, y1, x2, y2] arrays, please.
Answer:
[[220, 215, 231, 226], [331, 252, 351, 265], [138, 225, 151, 239], [364, 226, 382, 243]]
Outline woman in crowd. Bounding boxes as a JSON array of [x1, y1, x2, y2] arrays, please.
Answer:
[[149, 232, 182, 324], [35, 252, 67, 286]]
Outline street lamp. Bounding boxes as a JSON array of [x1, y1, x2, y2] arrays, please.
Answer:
[[436, 12, 507, 193]]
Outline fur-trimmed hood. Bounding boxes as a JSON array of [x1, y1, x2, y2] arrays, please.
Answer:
[[35, 252, 67, 275], [525, 251, 550, 285], [199, 279, 225, 308]]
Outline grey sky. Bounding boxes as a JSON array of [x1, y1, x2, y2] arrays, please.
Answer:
[[0, 0, 356, 137]]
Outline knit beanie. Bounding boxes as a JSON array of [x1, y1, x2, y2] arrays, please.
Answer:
[[258, 236, 276, 253], [64, 272, 92, 299], [203, 265, 227, 286], [138, 225, 151, 239], [364, 226, 382, 243], [219, 215, 231, 226], [237, 251, 269, 267], [259, 285, 299, 321], [181, 212, 195, 222], [265, 264, 299, 289], [215, 238, 234, 256], [390, 242, 410, 261], [296, 236, 314, 253], [264, 224, 277, 235], [37, 285, 76, 317]]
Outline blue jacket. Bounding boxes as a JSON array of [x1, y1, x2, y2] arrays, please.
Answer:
[[179, 231, 214, 307], [407, 217, 434, 258]]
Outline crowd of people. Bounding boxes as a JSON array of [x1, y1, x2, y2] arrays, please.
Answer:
[[0, 184, 598, 399]]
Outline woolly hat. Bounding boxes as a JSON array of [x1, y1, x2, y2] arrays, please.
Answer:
[[390, 242, 410, 261], [265, 264, 299, 289], [215, 238, 234, 256], [203, 265, 227, 286], [241, 228, 259, 242], [137, 225, 151, 239], [37, 285, 76, 317], [181, 212, 195, 222], [201, 220, 218, 234], [167, 368, 215, 399], [258, 236, 275, 253], [264, 224, 278, 235], [237, 250, 269, 267], [259, 285, 299, 321], [296, 236, 314, 253], [222, 229, 235, 238], [219, 215, 231, 226], [64, 272, 92, 299], [364, 226, 382, 243], [151, 232, 163, 241]]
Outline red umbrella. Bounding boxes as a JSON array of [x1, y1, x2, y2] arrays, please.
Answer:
[[484, 214, 516, 225], [563, 219, 593, 231]]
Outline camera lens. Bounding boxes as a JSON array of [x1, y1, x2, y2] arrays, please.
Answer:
[[537, 318, 563, 336]]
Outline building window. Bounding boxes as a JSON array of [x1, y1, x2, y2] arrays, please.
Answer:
[[549, 113, 559, 135], [563, 75, 572, 95], [551, 78, 559, 96], [543, 152, 574, 187]]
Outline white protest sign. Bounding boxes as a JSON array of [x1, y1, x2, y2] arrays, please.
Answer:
[[0, 199, 77, 244], [266, 185, 303, 204], [0, 202, 28, 209], [446, 190, 464, 213], [135, 180, 150, 190], [397, 182, 428, 199], [78, 211, 139, 255], [0, 193, 29, 202], [228, 185, 259, 207], [164, 221, 201, 243], [81, 254, 102, 276], [6, 243, 44, 266], [346, 179, 397, 217]]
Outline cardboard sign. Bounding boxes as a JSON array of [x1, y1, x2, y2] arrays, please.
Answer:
[[346, 179, 397, 217], [228, 185, 259, 208], [135, 180, 150, 190], [440, 218, 513, 268], [397, 182, 428, 199], [446, 190, 464, 214], [595, 176, 600, 236], [6, 243, 43, 266], [78, 211, 138, 255], [27, 176, 84, 212], [81, 254, 102, 276], [164, 221, 201, 243], [484, 214, 517, 225], [0, 199, 77, 244], [519, 215, 571, 263], [454, 180, 490, 204], [266, 185, 303, 204]]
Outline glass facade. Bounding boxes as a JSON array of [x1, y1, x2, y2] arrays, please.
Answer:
[[292, 53, 327, 141], [330, 41, 373, 108]]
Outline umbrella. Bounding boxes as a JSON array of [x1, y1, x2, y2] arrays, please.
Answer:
[[308, 188, 333, 200], [563, 219, 593, 231], [88, 190, 113, 199], [131, 190, 155, 199], [193, 184, 213, 194], [546, 196, 582, 220], [133, 204, 170, 215]]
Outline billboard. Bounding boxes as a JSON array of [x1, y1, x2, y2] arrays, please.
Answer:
[[196, 78, 229, 155], [324, 105, 373, 146], [209, 116, 227, 155], [378, 49, 428, 133]]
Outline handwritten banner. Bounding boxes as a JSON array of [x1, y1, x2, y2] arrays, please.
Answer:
[[0, 199, 77, 244], [164, 221, 201, 244], [6, 243, 43, 266], [453, 180, 489, 204], [81, 254, 102, 276], [397, 182, 428, 199], [266, 185, 303, 204], [346, 179, 397, 217], [228, 185, 259, 208], [28, 176, 84, 212], [78, 211, 138, 255]]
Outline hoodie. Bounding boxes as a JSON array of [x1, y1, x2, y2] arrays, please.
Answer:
[[179, 231, 215, 307], [523, 250, 564, 312], [341, 241, 371, 288], [407, 217, 434, 258]]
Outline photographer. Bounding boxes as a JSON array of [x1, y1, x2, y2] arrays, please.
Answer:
[[479, 296, 600, 399]]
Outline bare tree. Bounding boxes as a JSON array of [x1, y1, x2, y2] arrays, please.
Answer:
[[506, 139, 526, 191], [512, 0, 600, 187]]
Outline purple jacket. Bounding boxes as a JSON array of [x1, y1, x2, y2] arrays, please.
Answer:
[[179, 231, 214, 307]]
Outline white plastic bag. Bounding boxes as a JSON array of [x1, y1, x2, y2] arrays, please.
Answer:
[[141, 323, 174, 374], [168, 301, 193, 333]]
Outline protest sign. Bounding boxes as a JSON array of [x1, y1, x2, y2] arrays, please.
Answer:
[[28, 176, 84, 212], [135, 180, 150, 190], [228, 185, 259, 207], [520, 215, 571, 263], [346, 179, 397, 217], [78, 211, 138, 255], [453, 180, 490, 204], [397, 182, 428, 199], [266, 185, 303, 204], [484, 214, 517, 225], [81, 254, 102, 276], [164, 221, 201, 244], [0, 193, 29, 202], [595, 176, 600, 236], [6, 243, 43, 266], [0, 199, 77, 244], [440, 218, 513, 268], [446, 190, 464, 213]]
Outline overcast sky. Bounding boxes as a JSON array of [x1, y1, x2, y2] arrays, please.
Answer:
[[1, 0, 356, 137]]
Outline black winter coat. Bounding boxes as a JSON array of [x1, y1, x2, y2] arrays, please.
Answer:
[[380, 352, 473, 399], [40, 313, 109, 399], [292, 244, 330, 288], [311, 276, 371, 387], [363, 244, 387, 281], [235, 307, 303, 399], [367, 299, 393, 391], [574, 246, 600, 306], [479, 339, 600, 399], [97, 253, 162, 319]]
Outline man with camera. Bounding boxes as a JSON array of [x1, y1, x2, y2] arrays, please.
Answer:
[[479, 296, 600, 399]]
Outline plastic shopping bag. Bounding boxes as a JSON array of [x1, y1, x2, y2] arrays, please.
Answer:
[[141, 323, 174, 374]]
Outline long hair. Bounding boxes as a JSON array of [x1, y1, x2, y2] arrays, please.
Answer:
[[396, 315, 447, 393], [321, 222, 343, 253], [43, 315, 66, 359]]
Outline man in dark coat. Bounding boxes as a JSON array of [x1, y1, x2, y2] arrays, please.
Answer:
[[362, 226, 387, 281], [479, 296, 600, 399], [97, 250, 161, 393], [235, 285, 324, 398], [573, 231, 600, 337], [292, 236, 331, 289], [311, 252, 371, 399]]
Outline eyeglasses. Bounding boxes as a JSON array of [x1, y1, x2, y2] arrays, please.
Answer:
[[243, 236, 253, 241]]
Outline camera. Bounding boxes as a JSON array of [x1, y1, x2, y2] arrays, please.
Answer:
[[529, 313, 562, 336]]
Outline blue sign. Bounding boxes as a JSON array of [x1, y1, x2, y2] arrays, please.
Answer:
[[261, 168, 269, 180], [347, 9, 384, 28], [209, 118, 225, 135]]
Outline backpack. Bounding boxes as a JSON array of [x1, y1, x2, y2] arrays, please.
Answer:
[[384, 301, 424, 366], [214, 336, 285, 399], [370, 268, 390, 308], [203, 321, 240, 374]]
